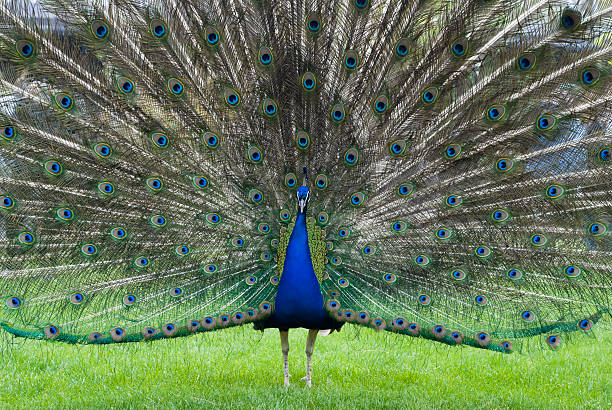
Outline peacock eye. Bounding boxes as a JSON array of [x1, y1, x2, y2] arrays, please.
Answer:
[[262, 98, 278, 118], [331, 103, 346, 123], [247, 146, 263, 163], [422, 87, 439, 104], [94, 143, 112, 158], [450, 37, 468, 57], [167, 78, 184, 96], [344, 50, 359, 70], [536, 114, 556, 131], [301, 72, 317, 91], [16, 39, 35, 58], [193, 176, 209, 189], [394, 39, 409, 57], [204, 26, 221, 46], [344, 148, 358, 165], [373, 95, 389, 114], [560, 8, 581, 31], [517, 53, 536, 71], [389, 139, 406, 156], [306, 13, 321, 33], [223, 88, 240, 106], [150, 19, 167, 38], [581, 67, 600, 86], [135, 257, 150, 267], [284, 173, 297, 188], [258, 46, 273, 65], [117, 76, 134, 94], [151, 132, 169, 148], [91, 20, 110, 39]]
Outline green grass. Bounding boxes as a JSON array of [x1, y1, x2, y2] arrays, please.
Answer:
[[1, 324, 610, 409]]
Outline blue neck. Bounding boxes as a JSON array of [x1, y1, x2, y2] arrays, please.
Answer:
[[265, 210, 333, 329]]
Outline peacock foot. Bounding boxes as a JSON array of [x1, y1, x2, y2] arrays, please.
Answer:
[[300, 375, 312, 387]]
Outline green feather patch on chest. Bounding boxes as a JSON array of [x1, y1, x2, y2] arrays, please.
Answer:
[[276, 217, 327, 283]]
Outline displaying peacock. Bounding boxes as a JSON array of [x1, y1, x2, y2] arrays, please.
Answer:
[[1, 0, 611, 388]]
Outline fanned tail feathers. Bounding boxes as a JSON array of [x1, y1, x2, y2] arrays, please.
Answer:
[[0, 0, 610, 352]]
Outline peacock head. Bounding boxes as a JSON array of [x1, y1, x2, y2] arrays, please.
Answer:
[[297, 185, 310, 214]]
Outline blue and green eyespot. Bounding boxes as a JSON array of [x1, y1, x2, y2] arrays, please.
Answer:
[[536, 114, 556, 131], [505, 268, 521, 281], [18, 231, 35, 245], [344, 147, 358, 165], [362, 244, 376, 256], [444, 144, 461, 160], [247, 146, 263, 163], [394, 39, 409, 58], [80, 243, 98, 256], [450, 37, 468, 58], [176, 245, 191, 256], [1, 125, 17, 141], [151, 132, 169, 148], [94, 143, 112, 158], [414, 254, 430, 267], [117, 76, 134, 95], [331, 103, 346, 123], [580, 67, 600, 86], [344, 50, 360, 70], [296, 131, 311, 150], [135, 256, 150, 268], [389, 139, 406, 156], [560, 8, 581, 31], [285, 173, 297, 188], [392, 220, 408, 233], [350, 191, 366, 206], [258, 46, 273, 66], [1, 195, 15, 210], [588, 222, 607, 236], [203, 132, 220, 149], [97, 181, 115, 196], [16, 39, 35, 58], [150, 214, 167, 228], [193, 176, 209, 189], [110, 226, 127, 240], [204, 26, 221, 46], [91, 20, 110, 39], [167, 78, 184, 96], [301, 72, 317, 91], [422, 87, 439, 105], [44, 160, 63, 176], [474, 245, 491, 258], [517, 53, 536, 71], [249, 189, 263, 204], [373, 95, 389, 114], [54, 93, 74, 110], [397, 182, 415, 197], [545, 183, 565, 199], [487, 104, 506, 122], [491, 208, 510, 223], [223, 88, 240, 106], [315, 173, 328, 189], [150, 19, 167, 39], [262, 98, 278, 118], [495, 158, 513, 172], [57, 207, 75, 222], [306, 13, 321, 34], [146, 176, 163, 192], [445, 194, 461, 208]]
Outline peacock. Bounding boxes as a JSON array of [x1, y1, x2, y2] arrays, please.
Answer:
[[0, 0, 611, 388]]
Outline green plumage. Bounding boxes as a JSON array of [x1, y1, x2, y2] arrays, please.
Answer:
[[0, 0, 610, 353]]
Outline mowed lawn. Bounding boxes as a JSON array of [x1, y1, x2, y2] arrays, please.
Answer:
[[0, 323, 610, 409]]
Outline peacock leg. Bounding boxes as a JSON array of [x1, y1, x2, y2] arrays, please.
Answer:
[[280, 329, 290, 387], [300, 329, 318, 387]]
